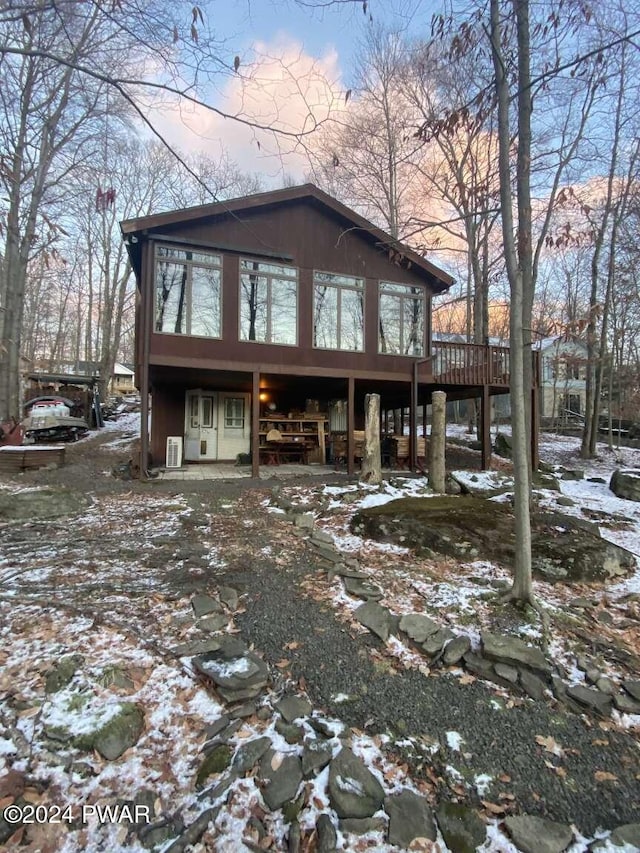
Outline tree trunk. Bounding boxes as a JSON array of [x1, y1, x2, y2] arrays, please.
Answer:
[[360, 394, 382, 485], [429, 391, 446, 493]]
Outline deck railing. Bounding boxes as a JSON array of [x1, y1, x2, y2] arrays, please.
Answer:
[[432, 342, 541, 387], [432, 342, 510, 386]]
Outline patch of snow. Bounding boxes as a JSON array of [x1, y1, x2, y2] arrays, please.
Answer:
[[474, 773, 493, 795], [335, 774, 366, 796], [446, 730, 464, 751]]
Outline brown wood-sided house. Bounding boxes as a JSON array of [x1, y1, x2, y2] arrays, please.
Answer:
[[122, 184, 533, 477]]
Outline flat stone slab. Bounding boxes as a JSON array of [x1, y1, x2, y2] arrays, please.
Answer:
[[399, 613, 441, 643], [191, 594, 222, 618], [232, 736, 272, 774], [505, 815, 573, 853], [385, 789, 436, 847], [566, 685, 612, 716], [354, 601, 392, 642], [436, 802, 486, 853], [482, 632, 552, 676], [623, 679, 640, 702], [343, 576, 384, 601], [328, 748, 385, 819], [259, 750, 303, 811], [276, 695, 312, 722], [443, 635, 471, 665]]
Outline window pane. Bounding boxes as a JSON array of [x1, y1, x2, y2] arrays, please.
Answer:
[[381, 281, 415, 296], [201, 396, 213, 427], [156, 261, 188, 333], [340, 289, 364, 351], [271, 278, 297, 345], [314, 284, 338, 348], [315, 271, 364, 290], [225, 397, 245, 428], [240, 274, 268, 341], [240, 259, 296, 278], [403, 296, 424, 355], [379, 293, 401, 353], [191, 267, 221, 337]]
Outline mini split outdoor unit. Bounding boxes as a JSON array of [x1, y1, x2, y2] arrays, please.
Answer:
[[165, 436, 183, 469]]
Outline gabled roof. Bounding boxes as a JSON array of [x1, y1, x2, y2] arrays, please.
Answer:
[[121, 183, 454, 293]]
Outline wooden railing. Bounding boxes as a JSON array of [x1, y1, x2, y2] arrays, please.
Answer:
[[432, 342, 509, 386], [432, 342, 540, 387]]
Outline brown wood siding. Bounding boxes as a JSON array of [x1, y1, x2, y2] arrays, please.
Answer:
[[144, 198, 433, 381], [151, 385, 185, 462]]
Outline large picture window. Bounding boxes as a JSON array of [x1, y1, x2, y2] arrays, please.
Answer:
[[313, 271, 364, 351], [155, 246, 222, 337], [239, 259, 298, 345], [378, 282, 425, 356]]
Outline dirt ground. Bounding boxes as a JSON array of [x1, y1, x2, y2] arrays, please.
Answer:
[[1, 427, 640, 851]]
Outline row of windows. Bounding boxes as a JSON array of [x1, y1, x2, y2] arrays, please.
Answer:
[[154, 245, 426, 356]]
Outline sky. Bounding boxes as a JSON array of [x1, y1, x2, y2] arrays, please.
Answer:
[[157, 0, 442, 185]]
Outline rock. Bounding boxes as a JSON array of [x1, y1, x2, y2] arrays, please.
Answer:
[[293, 512, 315, 529], [340, 816, 386, 835], [494, 663, 519, 684], [613, 693, 640, 714], [463, 651, 495, 680], [312, 543, 343, 563], [422, 627, 454, 657], [569, 597, 596, 610], [399, 613, 441, 643], [0, 488, 88, 520], [204, 714, 231, 738], [622, 679, 640, 702], [229, 701, 257, 719], [316, 814, 338, 853], [83, 703, 145, 760], [193, 648, 269, 703], [191, 594, 222, 618], [610, 469, 640, 502], [232, 736, 272, 773], [195, 745, 232, 788], [198, 614, 228, 633], [561, 468, 584, 481], [288, 819, 301, 853], [354, 601, 392, 642], [301, 740, 333, 777], [482, 632, 552, 677], [259, 750, 303, 811], [556, 496, 575, 507], [443, 635, 471, 665], [328, 748, 385, 819], [505, 815, 573, 853], [595, 677, 615, 695], [436, 802, 486, 853], [171, 639, 222, 657], [275, 719, 305, 744], [519, 670, 548, 701], [219, 586, 239, 611], [276, 695, 312, 723], [566, 685, 613, 715], [494, 432, 512, 458], [585, 668, 601, 685], [343, 576, 384, 601], [609, 823, 640, 848], [45, 654, 84, 694], [385, 789, 436, 847], [311, 528, 334, 545], [331, 564, 368, 579]]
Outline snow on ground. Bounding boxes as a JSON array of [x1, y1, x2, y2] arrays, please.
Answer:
[[2, 425, 639, 851]]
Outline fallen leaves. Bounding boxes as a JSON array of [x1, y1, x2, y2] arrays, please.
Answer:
[[535, 734, 564, 757], [594, 770, 618, 783]]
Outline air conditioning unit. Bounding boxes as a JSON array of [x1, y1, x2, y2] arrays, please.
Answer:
[[166, 436, 183, 468]]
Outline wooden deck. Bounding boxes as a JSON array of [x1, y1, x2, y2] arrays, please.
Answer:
[[432, 342, 540, 387]]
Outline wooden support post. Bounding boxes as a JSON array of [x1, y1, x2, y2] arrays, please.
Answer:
[[410, 376, 417, 472], [347, 377, 355, 476], [251, 372, 260, 478], [531, 385, 539, 471], [429, 391, 446, 493], [480, 386, 491, 470], [361, 393, 381, 484]]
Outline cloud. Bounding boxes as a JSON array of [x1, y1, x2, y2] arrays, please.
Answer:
[[154, 34, 345, 183]]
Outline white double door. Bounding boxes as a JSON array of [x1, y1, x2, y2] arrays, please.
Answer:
[[185, 390, 218, 461]]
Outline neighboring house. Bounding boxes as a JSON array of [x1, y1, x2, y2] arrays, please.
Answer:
[[122, 184, 533, 475], [111, 363, 136, 395], [537, 335, 588, 423]]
